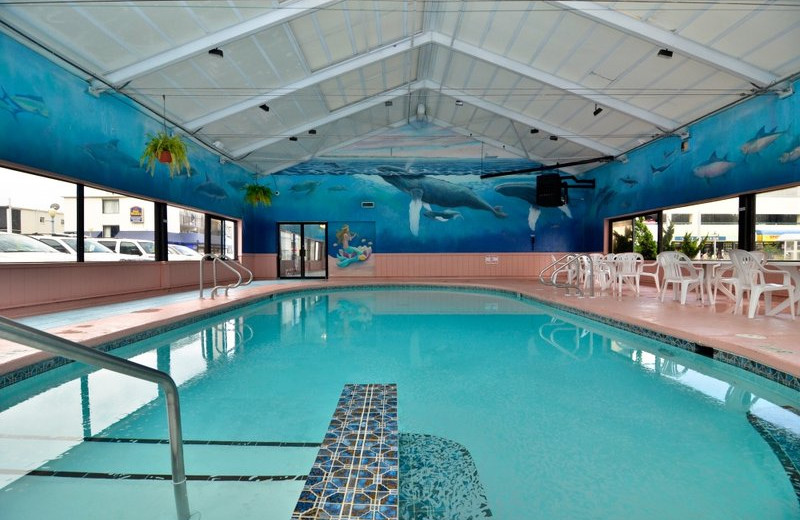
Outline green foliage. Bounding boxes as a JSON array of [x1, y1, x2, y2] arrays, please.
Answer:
[[243, 183, 273, 206], [662, 220, 675, 249], [140, 131, 191, 178], [679, 232, 709, 258], [612, 227, 633, 253], [634, 217, 657, 260]]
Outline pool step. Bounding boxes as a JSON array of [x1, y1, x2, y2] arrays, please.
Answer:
[[292, 383, 398, 520]]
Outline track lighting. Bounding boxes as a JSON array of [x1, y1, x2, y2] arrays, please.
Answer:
[[593, 104, 603, 116], [455, 100, 464, 106], [549, 135, 558, 141], [657, 48, 673, 59], [259, 104, 269, 112], [289, 136, 298, 141], [530, 128, 539, 134], [208, 48, 224, 58], [308, 129, 317, 135]]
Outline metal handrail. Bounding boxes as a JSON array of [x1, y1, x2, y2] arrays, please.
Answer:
[[199, 254, 253, 299], [538, 253, 594, 298], [0, 316, 191, 520]]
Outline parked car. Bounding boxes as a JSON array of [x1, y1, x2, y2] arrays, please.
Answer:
[[97, 238, 156, 259], [168, 244, 204, 261], [0, 232, 74, 262], [31, 235, 141, 261]]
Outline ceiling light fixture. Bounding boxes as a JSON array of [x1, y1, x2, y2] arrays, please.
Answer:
[[208, 48, 224, 58], [549, 135, 558, 141], [455, 100, 464, 106], [289, 136, 298, 141], [308, 129, 317, 135], [657, 48, 673, 59], [259, 104, 269, 112], [384, 100, 393, 107], [530, 128, 539, 134], [593, 104, 603, 116]]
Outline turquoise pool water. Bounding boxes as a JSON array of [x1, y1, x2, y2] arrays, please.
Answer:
[[1, 287, 799, 520]]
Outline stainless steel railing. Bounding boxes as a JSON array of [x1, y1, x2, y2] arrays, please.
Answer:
[[0, 316, 191, 520], [199, 254, 253, 299], [538, 253, 594, 297]]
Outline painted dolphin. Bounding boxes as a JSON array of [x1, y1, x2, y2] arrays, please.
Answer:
[[196, 174, 228, 199], [779, 136, 800, 163], [0, 87, 49, 119], [494, 182, 571, 231], [693, 152, 736, 179], [740, 126, 782, 155], [620, 175, 638, 186], [81, 139, 140, 169], [423, 209, 463, 221], [381, 174, 506, 236]]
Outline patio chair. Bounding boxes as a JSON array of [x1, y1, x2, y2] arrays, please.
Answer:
[[657, 251, 705, 305], [710, 250, 765, 306], [613, 252, 644, 296], [728, 249, 795, 319], [639, 258, 661, 293]]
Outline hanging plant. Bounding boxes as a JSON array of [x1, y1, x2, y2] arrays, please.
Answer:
[[140, 131, 191, 177], [243, 183, 274, 206], [139, 94, 191, 178]]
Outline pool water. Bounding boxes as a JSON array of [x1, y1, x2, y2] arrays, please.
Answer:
[[1, 288, 799, 520]]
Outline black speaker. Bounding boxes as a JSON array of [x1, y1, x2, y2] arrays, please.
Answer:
[[536, 174, 566, 207]]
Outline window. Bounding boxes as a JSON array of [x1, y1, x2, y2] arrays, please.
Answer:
[[700, 214, 738, 225], [102, 199, 119, 214], [755, 186, 800, 260], [670, 214, 691, 224]]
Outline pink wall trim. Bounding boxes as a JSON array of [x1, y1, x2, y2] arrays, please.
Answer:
[[0, 261, 238, 317]]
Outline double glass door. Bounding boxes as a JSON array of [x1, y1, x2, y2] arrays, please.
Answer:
[[278, 222, 328, 278]]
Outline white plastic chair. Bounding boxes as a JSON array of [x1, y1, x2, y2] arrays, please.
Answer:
[[728, 249, 795, 319], [639, 258, 661, 293], [657, 251, 705, 305], [613, 252, 643, 296], [710, 250, 765, 306]]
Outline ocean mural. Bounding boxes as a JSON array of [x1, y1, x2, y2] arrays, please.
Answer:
[[1, 29, 798, 258]]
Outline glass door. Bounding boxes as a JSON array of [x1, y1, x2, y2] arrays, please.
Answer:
[[278, 222, 328, 278]]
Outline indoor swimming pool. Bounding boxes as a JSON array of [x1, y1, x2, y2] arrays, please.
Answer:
[[1, 287, 799, 520]]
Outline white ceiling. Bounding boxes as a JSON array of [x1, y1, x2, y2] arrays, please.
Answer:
[[2, 0, 798, 175]]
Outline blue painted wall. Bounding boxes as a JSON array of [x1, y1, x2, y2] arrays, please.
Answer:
[[2, 32, 798, 256]]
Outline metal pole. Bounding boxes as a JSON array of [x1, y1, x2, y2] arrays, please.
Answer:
[[0, 316, 191, 520]]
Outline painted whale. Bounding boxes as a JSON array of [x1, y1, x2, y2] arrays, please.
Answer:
[[494, 182, 571, 231], [380, 173, 506, 236]]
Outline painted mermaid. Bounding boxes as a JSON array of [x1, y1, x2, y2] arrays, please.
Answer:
[[335, 224, 372, 267]]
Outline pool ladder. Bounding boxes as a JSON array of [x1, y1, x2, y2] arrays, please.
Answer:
[[0, 316, 191, 520], [539, 253, 594, 298], [199, 254, 253, 299]]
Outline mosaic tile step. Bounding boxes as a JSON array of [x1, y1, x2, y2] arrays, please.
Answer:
[[292, 383, 398, 520], [747, 409, 800, 504]]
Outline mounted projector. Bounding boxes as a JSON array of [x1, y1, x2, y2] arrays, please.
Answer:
[[535, 173, 596, 207]]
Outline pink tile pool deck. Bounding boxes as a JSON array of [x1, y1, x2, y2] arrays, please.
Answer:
[[1, 278, 798, 384]]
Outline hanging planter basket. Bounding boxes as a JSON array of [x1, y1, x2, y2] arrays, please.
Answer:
[[140, 130, 191, 178], [243, 183, 274, 207]]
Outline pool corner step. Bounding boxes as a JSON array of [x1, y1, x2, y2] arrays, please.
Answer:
[[292, 383, 398, 520]]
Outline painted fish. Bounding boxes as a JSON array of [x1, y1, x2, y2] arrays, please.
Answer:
[[327, 185, 348, 192], [196, 174, 228, 199], [0, 87, 49, 119], [740, 126, 782, 155], [779, 138, 800, 163], [620, 176, 638, 186], [693, 152, 736, 179], [81, 139, 140, 169], [650, 163, 672, 175]]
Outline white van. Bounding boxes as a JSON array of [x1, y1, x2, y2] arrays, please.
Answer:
[[97, 238, 156, 259]]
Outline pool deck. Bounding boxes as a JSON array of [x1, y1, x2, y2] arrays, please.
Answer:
[[1, 278, 798, 384]]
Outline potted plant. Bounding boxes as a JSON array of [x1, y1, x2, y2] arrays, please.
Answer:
[[243, 183, 274, 206], [140, 130, 191, 178]]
